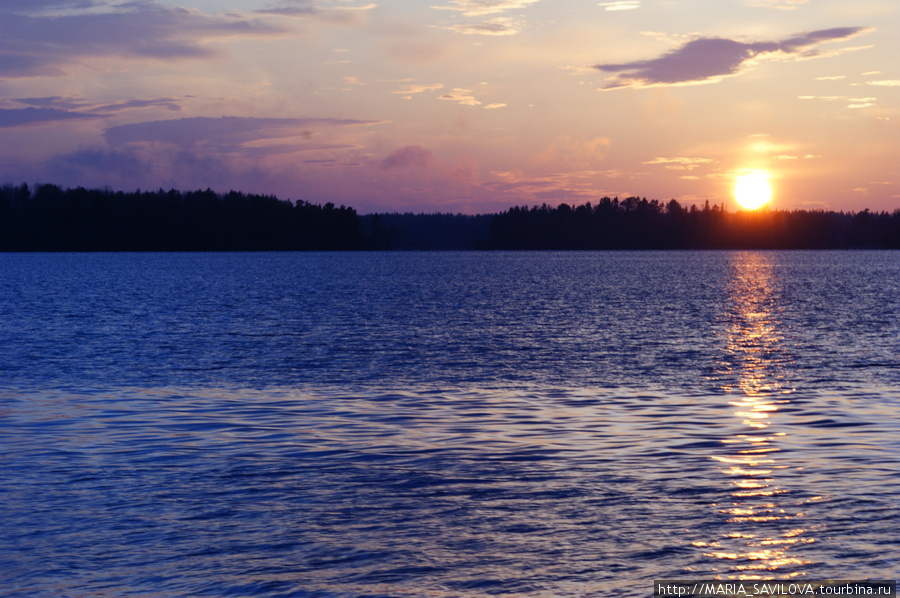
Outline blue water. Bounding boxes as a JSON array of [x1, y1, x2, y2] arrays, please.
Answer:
[[1, 251, 898, 597]]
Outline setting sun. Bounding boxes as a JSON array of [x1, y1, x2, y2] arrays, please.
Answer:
[[734, 172, 773, 210]]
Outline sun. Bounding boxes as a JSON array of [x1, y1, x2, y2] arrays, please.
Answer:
[[734, 171, 772, 210]]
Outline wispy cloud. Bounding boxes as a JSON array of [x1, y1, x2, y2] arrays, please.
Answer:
[[2, 0, 99, 13], [868, 80, 900, 87], [847, 98, 876, 108], [104, 116, 379, 152], [1, 1, 285, 78], [0, 107, 106, 128], [598, 1, 640, 11], [643, 157, 714, 170], [530, 136, 612, 170], [254, 1, 377, 25], [0, 95, 188, 128], [799, 95, 878, 109], [12, 95, 184, 113], [381, 145, 435, 170], [747, 0, 809, 10], [32, 115, 379, 192], [594, 27, 872, 89], [439, 89, 482, 105], [432, 0, 539, 17], [798, 95, 846, 101], [433, 0, 537, 36], [483, 169, 629, 202], [441, 17, 522, 36], [391, 83, 445, 96]]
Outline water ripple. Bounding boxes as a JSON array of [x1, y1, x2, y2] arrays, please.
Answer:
[[2, 385, 899, 596]]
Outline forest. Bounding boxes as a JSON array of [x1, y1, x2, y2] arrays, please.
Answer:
[[488, 197, 900, 250], [0, 184, 362, 251], [2, 183, 899, 251]]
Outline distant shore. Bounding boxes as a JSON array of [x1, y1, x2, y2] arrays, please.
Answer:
[[3, 183, 899, 251]]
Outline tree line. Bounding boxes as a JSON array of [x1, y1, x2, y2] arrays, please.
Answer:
[[0, 184, 362, 251], [488, 197, 900, 250], [2, 184, 899, 250]]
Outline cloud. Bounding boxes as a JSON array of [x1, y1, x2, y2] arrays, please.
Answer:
[[254, 6, 316, 17], [643, 157, 714, 170], [798, 95, 845, 101], [103, 116, 379, 152], [254, 1, 377, 25], [531, 136, 612, 170], [439, 89, 482, 105], [6, 96, 185, 120], [11, 96, 88, 110], [381, 145, 435, 169], [442, 17, 522, 36], [391, 83, 445, 95], [594, 27, 872, 89], [483, 169, 630, 202], [432, 0, 539, 17], [87, 98, 184, 113], [0, 1, 285, 78], [3, 0, 98, 11], [38, 144, 284, 196], [13, 95, 184, 112], [847, 98, 875, 108], [598, 1, 640, 11], [433, 0, 536, 36], [799, 94, 878, 109], [0, 107, 107, 128], [45, 147, 147, 186], [868, 80, 900, 87], [747, 0, 809, 10]]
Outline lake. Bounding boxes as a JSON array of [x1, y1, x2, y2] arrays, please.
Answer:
[[1, 251, 898, 597]]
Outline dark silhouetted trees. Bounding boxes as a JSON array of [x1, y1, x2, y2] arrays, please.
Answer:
[[0, 184, 363, 251], [360, 212, 492, 249], [487, 198, 900, 250], [2, 185, 899, 250]]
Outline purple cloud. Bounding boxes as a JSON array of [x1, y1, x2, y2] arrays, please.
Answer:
[[381, 145, 435, 170], [12, 96, 184, 113], [2, 0, 97, 11], [254, 1, 376, 25], [255, 6, 317, 17], [46, 147, 147, 185], [0, 1, 285, 78], [89, 98, 184, 113], [0, 107, 106, 128], [103, 116, 379, 148], [432, 0, 540, 17], [594, 27, 870, 89], [12, 96, 89, 110]]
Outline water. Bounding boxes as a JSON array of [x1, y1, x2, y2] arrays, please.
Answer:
[[1, 251, 898, 597]]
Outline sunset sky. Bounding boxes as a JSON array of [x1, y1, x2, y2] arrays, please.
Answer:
[[2, 0, 898, 213]]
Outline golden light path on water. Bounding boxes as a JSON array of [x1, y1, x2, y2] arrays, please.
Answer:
[[701, 253, 820, 578]]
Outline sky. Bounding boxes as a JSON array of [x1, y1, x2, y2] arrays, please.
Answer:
[[1, 0, 898, 214]]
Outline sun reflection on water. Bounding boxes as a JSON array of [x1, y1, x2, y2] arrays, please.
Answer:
[[705, 252, 814, 577]]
